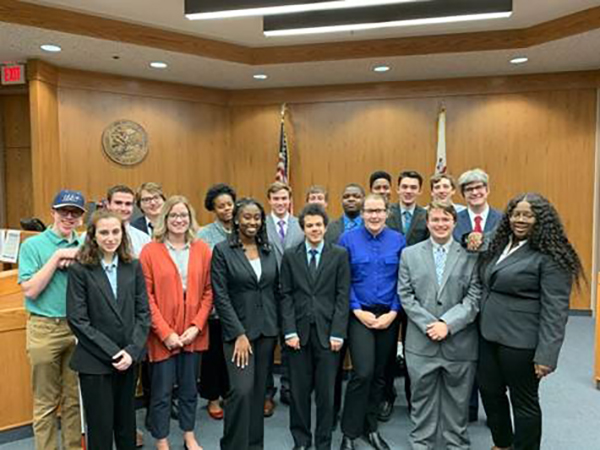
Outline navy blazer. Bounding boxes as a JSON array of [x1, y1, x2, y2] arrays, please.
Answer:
[[211, 240, 280, 342], [452, 207, 502, 242], [280, 241, 350, 349], [130, 215, 150, 235], [67, 260, 150, 375]]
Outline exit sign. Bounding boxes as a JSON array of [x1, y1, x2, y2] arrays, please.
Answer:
[[1, 64, 26, 85]]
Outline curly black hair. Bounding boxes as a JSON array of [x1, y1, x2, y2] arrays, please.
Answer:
[[480, 193, 584, 288], [204, 183, 237, 212], [228, 197, 271, 253]]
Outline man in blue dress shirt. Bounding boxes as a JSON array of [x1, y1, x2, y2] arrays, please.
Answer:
[[338, 194, 406, 450]]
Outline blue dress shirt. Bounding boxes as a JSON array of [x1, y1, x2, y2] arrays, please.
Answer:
[[339, 226, 405, 312], [101, 255, 119, 300], [343, 214, 363, 232]]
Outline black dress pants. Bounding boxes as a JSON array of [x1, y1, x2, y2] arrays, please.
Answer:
[[79, 368, 137, 450], [478, 337, 542, 450], [341, 315, 398, 438], [199, 318, 230, 401], [288, 325, 339, 450], [222, 336, 276, 450], [381, 309, 411, 409]]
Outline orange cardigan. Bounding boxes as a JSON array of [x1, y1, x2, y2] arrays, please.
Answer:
[[139, 240, 213, 363]]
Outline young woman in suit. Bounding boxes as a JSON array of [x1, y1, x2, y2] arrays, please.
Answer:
[[139, 196, 213, 450], [67, 210, 150, 450], [477, 193, 583, 450], [211, 198, 280, 450]]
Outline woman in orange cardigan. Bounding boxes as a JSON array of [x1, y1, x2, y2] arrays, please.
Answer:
[[139, 195, 213, 450]]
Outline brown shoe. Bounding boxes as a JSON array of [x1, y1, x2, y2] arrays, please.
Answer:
[[207, 400, 224, 420], [264, 398, 276, 417]]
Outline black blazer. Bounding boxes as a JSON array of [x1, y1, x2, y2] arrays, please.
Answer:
[[387, 204, 429, 246], [130, 215, 150, 235], [324, 217, 344, 244], [211, 240, 280, 343], [66, 259, 150, 375], [280, 242, 350, 349], [479, 243, 572, 369]]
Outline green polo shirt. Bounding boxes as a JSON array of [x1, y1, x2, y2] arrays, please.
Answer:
[[18, 228, 82, 318]]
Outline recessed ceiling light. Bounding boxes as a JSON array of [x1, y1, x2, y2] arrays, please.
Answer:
[[40, 44, 61, 53], [373, 65, 391, 73], [149, 61, 168, 69], [510, 56, 529, 65], [253, 74, 268, 80]]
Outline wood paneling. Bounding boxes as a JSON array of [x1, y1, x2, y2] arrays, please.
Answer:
[[1, 94, 32, 228], [229, 70, 600, 106], [56, 87, 230, 225], [2, 0, 600, 65], [228, 90, 596, 310]]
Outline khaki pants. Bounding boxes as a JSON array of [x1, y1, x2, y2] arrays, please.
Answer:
[[26, 315, 82, 450]]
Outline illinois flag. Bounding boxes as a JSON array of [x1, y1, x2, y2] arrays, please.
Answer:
[[435, 107, 447, 174]]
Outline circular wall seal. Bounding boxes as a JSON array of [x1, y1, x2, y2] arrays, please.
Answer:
[[102, 120, 149, 166]]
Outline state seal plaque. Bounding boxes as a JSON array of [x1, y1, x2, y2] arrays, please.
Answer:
[[102, 120, 149, 166]]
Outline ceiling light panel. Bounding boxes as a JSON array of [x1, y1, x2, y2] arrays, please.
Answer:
[[184, 0, 422, 20], [264, 0, 512, 36]]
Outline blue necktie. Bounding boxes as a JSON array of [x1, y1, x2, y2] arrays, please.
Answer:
[[434, 246, 446, 285], [403, 210, 413, 235]]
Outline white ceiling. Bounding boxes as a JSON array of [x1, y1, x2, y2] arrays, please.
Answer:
[[1, 0, 600, 89]]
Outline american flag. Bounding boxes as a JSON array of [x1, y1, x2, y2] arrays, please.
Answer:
[[276, 104, 289, 184]]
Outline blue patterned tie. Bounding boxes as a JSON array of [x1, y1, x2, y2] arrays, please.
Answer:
[[434, 246, 446, 285], [403, 210, 413, 235], [278, 220, 286, 242]]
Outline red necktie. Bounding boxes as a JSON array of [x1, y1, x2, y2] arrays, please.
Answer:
[[474, 215, 483, 233]]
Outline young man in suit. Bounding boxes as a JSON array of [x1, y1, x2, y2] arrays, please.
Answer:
[[429, 173, 466, 213], [398, 202, 481, 450], [369, 171, 393, 203], [325, 183, 365, 245], [264, 182, 305, 414], [131, 182, 165, 236], [306, 185, 329, 210], [281, 203, 350, 450], [18, 189, 85, 450], [380, 170, 430, 421], [106, 185, 151, 258]]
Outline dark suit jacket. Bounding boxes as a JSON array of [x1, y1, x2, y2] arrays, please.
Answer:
[[479, 243, 572, 368], [387, 204, 429, 246], [211, 240, 280, 342], [66, 260, 150, 375], [280, 242, 350, 349], [130, 215, 150, 235], [324, 217, 344, 244], [452, 207, 502, 242]]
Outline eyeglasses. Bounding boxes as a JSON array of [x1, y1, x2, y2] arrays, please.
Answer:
[[463, 183, 487, 194], [140, 194, 163, 204], [167, 213, 190, 220], [55, 208, 84, 219], [363, 208, 387, 215]]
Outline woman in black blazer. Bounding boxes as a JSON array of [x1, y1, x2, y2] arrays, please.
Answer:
[[211, 198, 280, 450], [477, 193, 583, 450], [67, 210, 150, 450]]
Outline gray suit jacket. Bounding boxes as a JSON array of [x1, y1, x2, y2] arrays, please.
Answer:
[[266, 214, 305, 267], [479, 243, 572, 369], [398, 239, 481, 361]]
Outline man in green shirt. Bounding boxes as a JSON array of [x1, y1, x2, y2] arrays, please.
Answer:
[[18, 189, 86, 450]]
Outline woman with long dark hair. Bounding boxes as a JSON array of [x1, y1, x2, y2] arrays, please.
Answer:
[[211, 198, 280, 450], [477, 193, 583, 450], [67, 210, 150, 450]]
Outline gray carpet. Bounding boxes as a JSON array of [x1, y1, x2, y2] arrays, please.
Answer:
[[1, 316, 598, 449]]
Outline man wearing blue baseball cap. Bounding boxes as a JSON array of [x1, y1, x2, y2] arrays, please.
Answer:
[[18, 189, 86, 450]]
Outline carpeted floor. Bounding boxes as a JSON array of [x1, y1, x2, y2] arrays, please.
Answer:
[[1, 316, 598, 449]]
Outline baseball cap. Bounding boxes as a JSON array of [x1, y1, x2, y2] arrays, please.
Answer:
[[52, 189, 86, 211]]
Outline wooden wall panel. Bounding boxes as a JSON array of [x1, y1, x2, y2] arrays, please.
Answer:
[[1, 95, 32, 228], [57, 88, 229, 225], [228, 90, 596, 310]]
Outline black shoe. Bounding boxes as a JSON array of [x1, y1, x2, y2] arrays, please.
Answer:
[[280, 388, 291, 405], [363, 432, 391, 450], [377, 400, 394, 422], [340, 435, 355, 450]]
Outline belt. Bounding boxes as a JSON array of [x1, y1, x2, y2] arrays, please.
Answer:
[[361, 305, 391, 315], [29, 313, 67, 323]]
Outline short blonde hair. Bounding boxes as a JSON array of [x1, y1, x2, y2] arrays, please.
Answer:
[[153, 195, 199, 243]]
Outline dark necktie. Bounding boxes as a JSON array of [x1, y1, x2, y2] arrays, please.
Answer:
[[309, 249, 318, 280]]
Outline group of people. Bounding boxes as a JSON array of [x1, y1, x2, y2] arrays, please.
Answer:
[[17, 168, 583, 450]]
